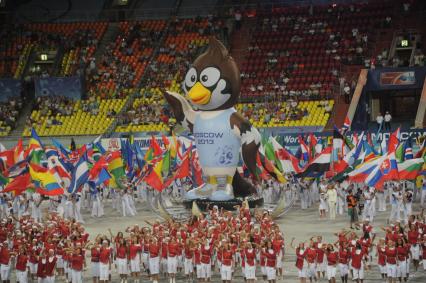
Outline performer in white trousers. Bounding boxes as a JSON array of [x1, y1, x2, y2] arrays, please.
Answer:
[[389, 186, 402, 222], [91, 188, 104, 218]]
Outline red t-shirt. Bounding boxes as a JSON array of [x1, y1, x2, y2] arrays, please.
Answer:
[[408, 230, 419, 244], [91, 247, 100, 262], [149, 243, 160, 258], [338, 249, 350, 264], [16, 254, 28, 271], [295, 248, 306, 270], [265, 249, 276, 267], [306, 248, 316, 263], [45, 257, 57, 276], [222, 249, 233, 266], [327, 251, 338, 266], [99, 247, 111, 264], [377, 247, 386, 266], [351, 250, 363, 269], [71, 254, 84, 271], [129, 244, 141, 260], [201, 245, 212, 264], [245, 248, 256, 266], [397, 246, 408, 261], [385, 247, 397, 264], [0, 246, 10, 264], [168, 242, 179, 257], [116, 245, 127, 259]]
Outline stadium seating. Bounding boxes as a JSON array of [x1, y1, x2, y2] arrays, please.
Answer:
[[23, 97, 127, 137], [0, 99, 23, 136], [27, 22, 108, 76], [86, 20, 166, 98], [236, 100, 333, 128]]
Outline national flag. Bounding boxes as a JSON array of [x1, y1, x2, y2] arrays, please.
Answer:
[[51, 138, 71, 158], [404, 137, 413, 160], [175, 152, 190, 179], [107, 151, 126, 189], [68, 154, 89, 194], [297, 146, 332, 178], [397, 158, 424, 180], [27, 129, 44, 164], [162, 149, 171, 177], [255, 152, 270, 180], [0, 172, 9, 186], [333, 126, 345, 162], [0, 149, 15, 168], [191, 149, 204, 186], [0, 142, 5, 152], [347, 154, 382, 183], [151, 136, 163, 156], [388, 127, 400, 153], [298, 136, 310, 163], [308, 133, 318, 158], [263, 137, 283, 172], [30, 164, 64, 195], [342, 115, 351, 132], [2, 173, 31, 195], [365, 152, 399, 188], [363, 141, 377, 162], [144, 159, 164, 191], [270, 137, 301, 173], [333, 134, 363, 174], [14, 138, 24, 163], [94, 168, 112, 186], [4, 159, 29, 178]]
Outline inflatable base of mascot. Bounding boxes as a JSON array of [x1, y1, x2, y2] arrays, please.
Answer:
[[183, 196, 264, 211]]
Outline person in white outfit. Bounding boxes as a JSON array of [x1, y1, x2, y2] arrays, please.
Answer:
[[30, 192, 42, 222], [402, 188, 413, 224], [326, 185, 337, 219], [377, 185, 386, 211], [73, 194, 84, 223], [121, 189, 136, 217], [421, 177, 426, 206], [91, 187, 104, 218], [389, 186, 403, 222], [336, 182, 346, 215]]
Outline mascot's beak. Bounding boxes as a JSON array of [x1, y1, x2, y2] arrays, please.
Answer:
[[188, 82, 211, 105]]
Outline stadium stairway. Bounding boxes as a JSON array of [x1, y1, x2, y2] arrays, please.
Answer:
[[8, 100, 34, 138], [93, 22, 119, 63], [229, 17, 253, 69], [415, 76, 426, 128]]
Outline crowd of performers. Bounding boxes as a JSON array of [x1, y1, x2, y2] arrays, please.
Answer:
[[0, 175, 426, 283], [0, 194, 426, 283]]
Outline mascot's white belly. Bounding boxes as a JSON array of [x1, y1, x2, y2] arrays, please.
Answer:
[[193, 108, 240, 176]]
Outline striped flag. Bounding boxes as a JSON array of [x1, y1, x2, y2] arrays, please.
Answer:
[[68, 154, 89, 194]]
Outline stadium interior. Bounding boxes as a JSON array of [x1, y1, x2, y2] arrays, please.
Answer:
[[0, 0, 425, 146]]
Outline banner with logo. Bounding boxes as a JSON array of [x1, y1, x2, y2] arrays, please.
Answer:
[[35, 76, 82, 100], [0, 79, 22, 102]]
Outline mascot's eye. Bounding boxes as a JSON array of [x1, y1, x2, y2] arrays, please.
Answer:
[[199, 67, 220, 88], [184, 67, 197, 88]]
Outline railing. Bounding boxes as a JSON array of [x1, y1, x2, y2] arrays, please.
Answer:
[[12, 0, 366, 23]]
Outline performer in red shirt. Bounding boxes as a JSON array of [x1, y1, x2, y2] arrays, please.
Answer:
[[167, 237, 179, 283], [385, 240, 398, 280], [395, 238, 409, 282], [337, 242, 350, 283], [290, 238, 308, 282], [99, 240, 112, 283], [325, 244, 338, 283], [115, 238, 129, 282], [376, 239, 387, 279], [45, 249, 57, 283], [351, 243, 365, 283], [265, 240, 277, 283], [305, 241, 317, 282], [244, 242, 257, 283], [220, 240, 233, 283], [0, 241, 12, 282], [129, 237, 142, 282], [15, 246, 29, 283], [149, 237, 161, 283], [183, 239, 194, 282], [200, 238, 213, 281], [70, 248, 85, 283]]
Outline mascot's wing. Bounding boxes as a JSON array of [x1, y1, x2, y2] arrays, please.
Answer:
[[230, 112, 261, 181], [164, 91, 195, 132]]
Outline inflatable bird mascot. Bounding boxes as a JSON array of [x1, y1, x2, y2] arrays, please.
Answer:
[[164, 38, 262, 201]]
